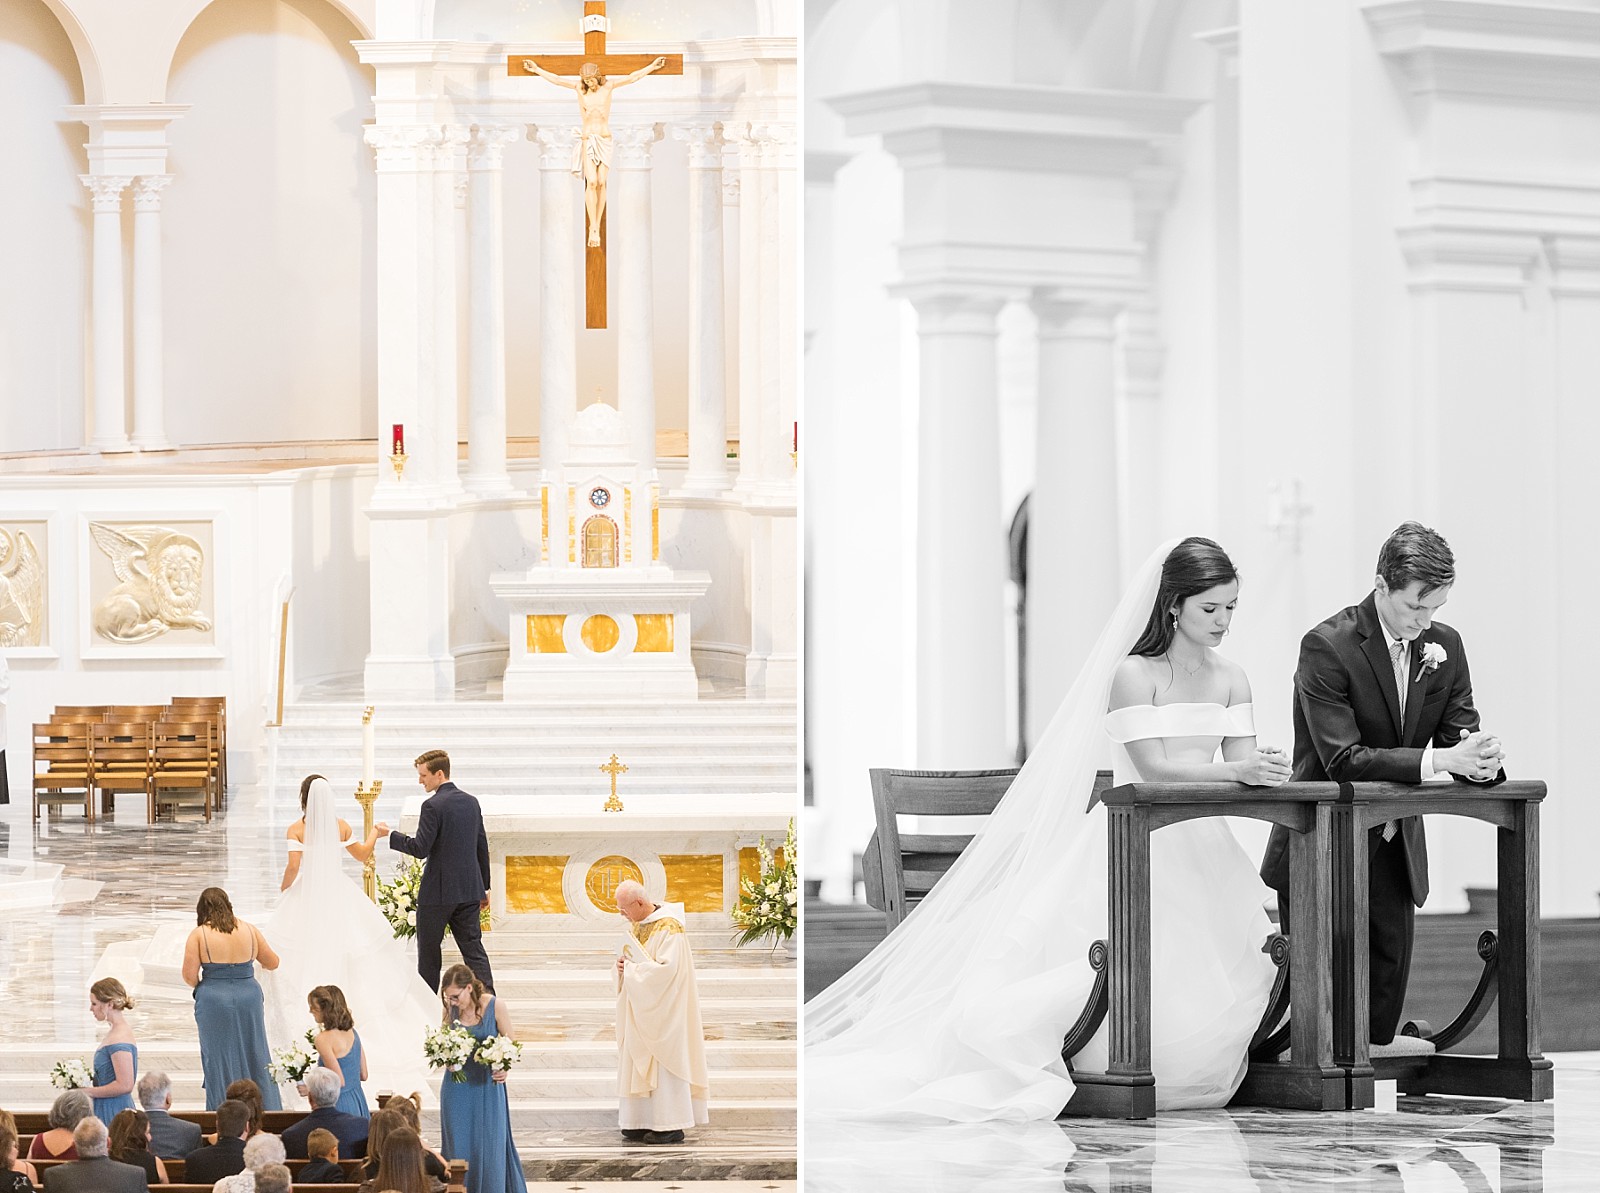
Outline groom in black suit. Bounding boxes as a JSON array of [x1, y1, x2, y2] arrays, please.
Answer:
[[1261, 522, 1504, 1043], [381, 748, 496, 993]]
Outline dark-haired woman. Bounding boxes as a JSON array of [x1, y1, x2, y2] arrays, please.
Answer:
[[438, 964, 525, 1193], [306, 985, 369, 1118], [807, 537, 1288, 1119], [107, 1109, 169, 1184], [183, 887, 284, 1111]]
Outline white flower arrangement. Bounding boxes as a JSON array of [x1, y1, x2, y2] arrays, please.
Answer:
[[49, 1058, 91, 1090], [1420, 642, 1447, 673], [730, 819, 797, 949], [424, 1024, 477, 1083], [267, 1033, 319, 1085], [378, 858, 492, 942], [473, 1034, 523, 1073]]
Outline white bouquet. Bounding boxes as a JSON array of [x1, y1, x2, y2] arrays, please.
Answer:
[[49, 1058, 91, 1090], [377, 859, 422, 940], [473, 1034, 523, 1073], [267, 1034, 319, 1085], [424, 1024, 476, 1083]]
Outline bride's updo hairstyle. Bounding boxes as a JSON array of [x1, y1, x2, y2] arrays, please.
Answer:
[[299, 773, 329, 812], [438, 963, 487, 1025], [196, 886, 238, 932], [308, 985, 355, 1031], [1129, 536, 1239, 659]]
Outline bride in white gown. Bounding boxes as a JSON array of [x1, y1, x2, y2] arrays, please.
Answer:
[[260, 776, 440, 1105], [805, 538, 1291, 1121]]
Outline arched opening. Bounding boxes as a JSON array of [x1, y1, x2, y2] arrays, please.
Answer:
[[582, 516, 618, 569]]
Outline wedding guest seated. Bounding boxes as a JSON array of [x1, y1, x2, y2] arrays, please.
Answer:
[[251, 1164, 292, 1193], [282, 1070, 367, 1161], [353, 1127, 441, 1193], [224, 1081, 266, 1140], [184, 1100, 251, 1184], [295, 1130, 348, 1185], [135, 1072, 203, 1159], [214, 1133, 286, 1193], [27, 1092, 91, 1161], [0, 1117, 39, 1193], [107, 1110, 169, 1185], [380, 1096, 448, 1182], [39, 1118, 145, 1193]]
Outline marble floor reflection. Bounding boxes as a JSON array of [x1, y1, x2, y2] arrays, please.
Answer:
[[806, 1055, 1600, 1192]]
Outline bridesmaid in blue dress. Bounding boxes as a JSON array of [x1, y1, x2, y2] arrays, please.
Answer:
[[182, 887, 284, 1111], [306, 985, 370, 1118], [438, 964, 526, 1193], [86, 977, 138, 1127]]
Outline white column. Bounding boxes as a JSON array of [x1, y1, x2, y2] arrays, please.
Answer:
[[732, 124, 764, 491], [611, 123, 659, 470], [130, 174, 173, 451], [907, 289, 1009, 767], [1027, 298, 1121, 752], [81, 174, 132, 453], [535, 126, 580, 555], [755, 124, 788, 491], [675, 123, 729, 494], [433, 127, 467, 494], [464, 124, 519, 496]]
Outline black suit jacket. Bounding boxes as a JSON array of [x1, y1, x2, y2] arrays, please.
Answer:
[[41, 1157, 147, 1193], [144, 1108, 203, 1159], [182, 1137, 247, 1184], [389, 781, 491, 907], [1261, 592, 1497, 907], [282, 1106, 370, 1161]]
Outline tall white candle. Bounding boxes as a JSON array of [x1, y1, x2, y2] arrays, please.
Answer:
[[361, 706, 375, 786]]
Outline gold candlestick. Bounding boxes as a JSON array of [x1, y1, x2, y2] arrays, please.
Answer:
[[390, 450, 408, 480], [355, 779, 384, 900], [600, 754, 628, 813]]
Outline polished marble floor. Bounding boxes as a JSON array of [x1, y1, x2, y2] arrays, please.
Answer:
[[806, 1056, 1600, 1192]]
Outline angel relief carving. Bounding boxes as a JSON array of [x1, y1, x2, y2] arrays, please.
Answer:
[[0, 528, 44, 647], [90, 523, 213, 644]]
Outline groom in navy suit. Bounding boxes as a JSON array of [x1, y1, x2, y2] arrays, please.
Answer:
[[380, 748, 496, 993], [1261, 522, 1505, 1044]]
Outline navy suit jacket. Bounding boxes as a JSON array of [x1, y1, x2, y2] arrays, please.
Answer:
[[181, 1137, 246, 1184], [144, 1107, 203, 1159], [282, 1105, 370, 1160], [388, 781, 491, 907]]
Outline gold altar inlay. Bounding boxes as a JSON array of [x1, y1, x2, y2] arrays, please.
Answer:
[[662, 854, 724, 912], [585, 855, 644, 910], [505, 855, 570, 914], [651, 484, 660, 562], [624, 490, 633, 563], [738, 845, 788, 891], [528, 614, 567, 654], [634, 613, 674, 653], [568, 486, 576, 564], [581, 613, 620, 653]]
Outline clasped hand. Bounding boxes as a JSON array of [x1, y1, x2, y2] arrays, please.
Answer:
[[1441, 728, 1505, 781], [1238, 746, 1292, 787]]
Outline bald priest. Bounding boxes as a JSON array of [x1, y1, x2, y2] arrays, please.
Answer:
[[614, 880, 710, 1145]]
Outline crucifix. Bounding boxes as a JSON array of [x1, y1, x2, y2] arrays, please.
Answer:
[[601, 752, 629, 812], [509, 1, 683, 329]]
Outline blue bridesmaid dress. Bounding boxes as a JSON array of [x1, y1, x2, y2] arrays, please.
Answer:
[[440, 997, 525, 1193], [192, 929, 283, 1111], [333, 1032, 370, 1118], [91, 1042, 137, 1126]]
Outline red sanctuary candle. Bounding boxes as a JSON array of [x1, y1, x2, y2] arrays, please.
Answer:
[[392, 424, 404, 454], [793, 421, 798, 452]]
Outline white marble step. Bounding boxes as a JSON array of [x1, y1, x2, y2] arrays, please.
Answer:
[[278, 701, 796, 724], [503, 1099, 795, 1130], [472, 969, 798, 1000]]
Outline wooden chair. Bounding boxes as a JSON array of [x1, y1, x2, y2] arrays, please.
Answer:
[[170, 696, 227, 806], [32, 722, 94, 821], [109, 703, 173, 722], [151, 720, 216, 822], [52, 704, 112, 720], [90, 720, 155, 821]]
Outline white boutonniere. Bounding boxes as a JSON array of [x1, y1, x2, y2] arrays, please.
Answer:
[[1419, 642, 1447, 673]]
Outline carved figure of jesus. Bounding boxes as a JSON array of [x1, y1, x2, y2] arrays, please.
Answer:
[[523, 56, 669, 247]]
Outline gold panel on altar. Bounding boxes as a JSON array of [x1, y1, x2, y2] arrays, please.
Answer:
[[584, 854, 643, 910], [634, 613, 674, 653], [661, 854, 725, 912], [527, 614, 567, 654], [581, 613, 620, 653], [738, 845, 788, 891], [505, 855, 570, 914]]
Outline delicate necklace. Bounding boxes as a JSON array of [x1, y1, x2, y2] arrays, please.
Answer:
[[1168, 650, 1204, 678]]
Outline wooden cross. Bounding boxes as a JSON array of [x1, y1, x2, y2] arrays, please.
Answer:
[[601, 752, 629, 812], [508, 1, 683, 329]]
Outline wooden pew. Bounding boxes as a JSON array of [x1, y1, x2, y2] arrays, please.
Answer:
[[27, 1151, 468, 1192], [1335, 780, 1553, 1108]]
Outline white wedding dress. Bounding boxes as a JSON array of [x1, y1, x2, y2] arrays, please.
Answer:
[[804, 541, 1279, 1121], [260, 777, 441, 1105]]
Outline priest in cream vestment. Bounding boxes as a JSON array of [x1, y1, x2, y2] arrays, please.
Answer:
[[614, 880, 710, 1143]]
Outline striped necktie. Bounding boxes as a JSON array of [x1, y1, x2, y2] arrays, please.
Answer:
[[1383, 640, 1407, 842]]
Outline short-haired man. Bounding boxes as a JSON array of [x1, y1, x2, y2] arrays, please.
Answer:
[[614, 879, 709, 1145], [379, 748, 495, 993], [136, 1070, 203, 1159], [1261, 521, 1505, 1045], [184, 1099, 251, 1184], [282, 1066, 369, 1161], [41, 1117, 147, 1193]]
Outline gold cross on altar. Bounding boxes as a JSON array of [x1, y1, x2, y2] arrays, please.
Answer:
[[508, 1, 683, 329], [601, 752, 629, 812]]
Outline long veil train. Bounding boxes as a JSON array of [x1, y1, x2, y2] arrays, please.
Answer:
[[261, 777, 440, 1106]]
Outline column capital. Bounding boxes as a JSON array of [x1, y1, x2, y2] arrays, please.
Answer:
[[735, 122, 796, 168], [80, 174, 132, 212], [131, 175, 173, 212], [898, 285, 1007, 335], [533, 125, 580, 170], [363, 123, 438, 169], [611, 123, 660, 168], [673, 122, 725, 168], [1029, 295, 1121, 339], [466, 124, 522, 170]]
